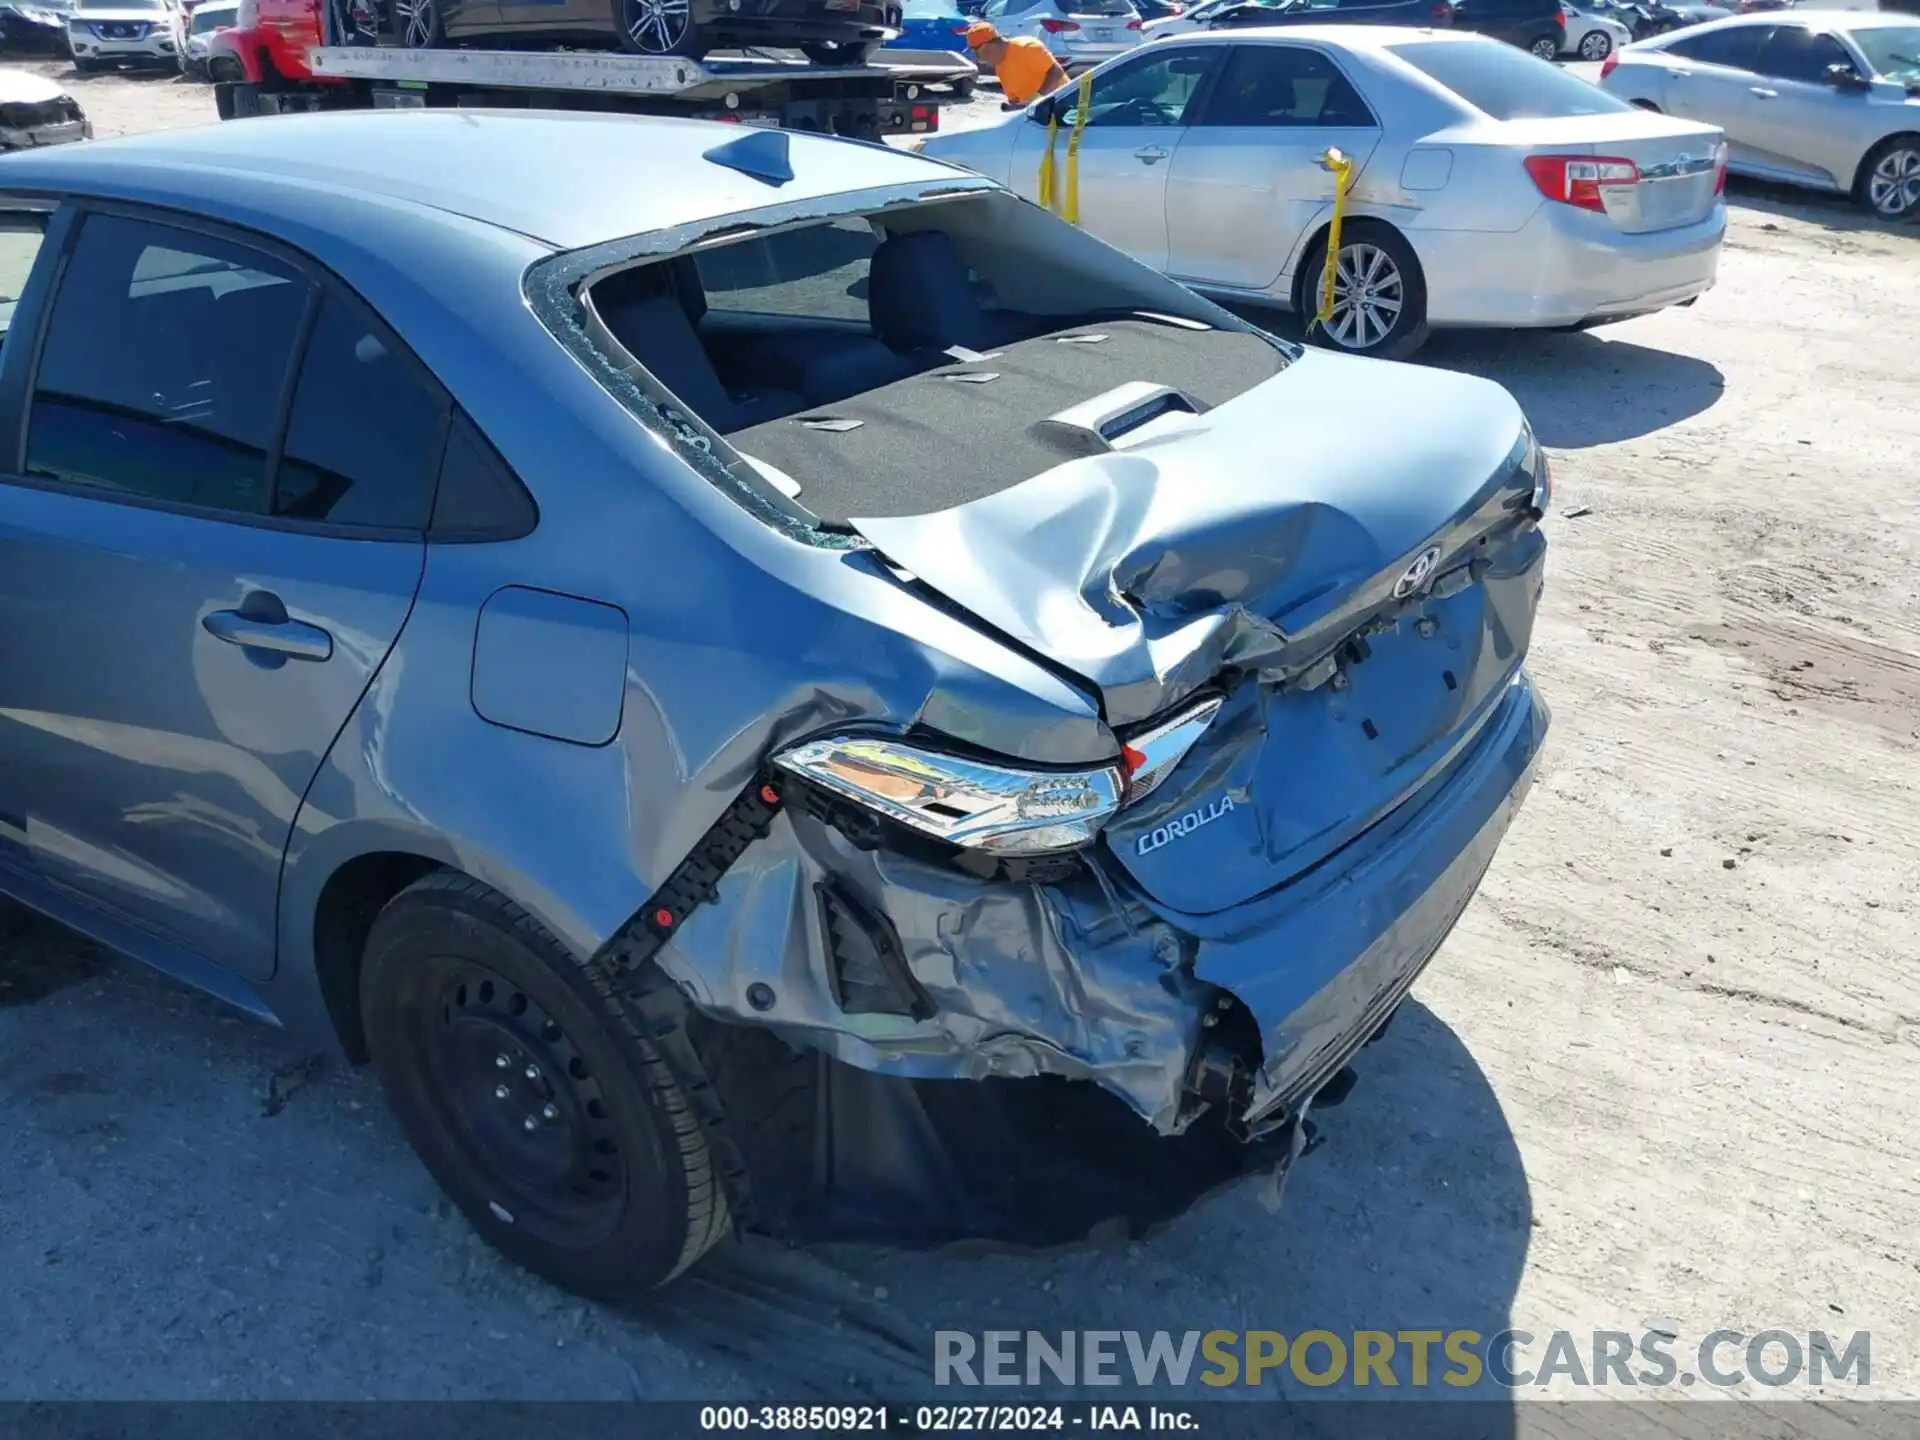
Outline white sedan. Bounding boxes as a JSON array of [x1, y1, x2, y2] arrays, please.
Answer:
[[1561, 2, 1631, 61], [917, 26, 1728, 357]]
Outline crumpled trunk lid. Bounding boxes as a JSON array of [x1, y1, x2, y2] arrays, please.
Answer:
[[850, 346, 1547, 913]]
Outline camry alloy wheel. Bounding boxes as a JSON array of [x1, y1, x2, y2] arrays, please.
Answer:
[[1325, 241, 1405, 353], [1530, 35, 1559, 59], [1578, 29, 1611, 59], [1867, 145, 1920, 220], [622, 0, 692, 52], [395, 0, 436, 46]]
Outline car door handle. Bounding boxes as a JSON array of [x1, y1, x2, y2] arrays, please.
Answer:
[[203, 597, 333, 663], [1749, 86, 1778, 98], [1134, 145, 1170, 164]]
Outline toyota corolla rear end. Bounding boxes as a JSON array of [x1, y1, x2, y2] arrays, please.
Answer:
[[529, 151, 1550, 1244], [1382, 33, 1727, 328]]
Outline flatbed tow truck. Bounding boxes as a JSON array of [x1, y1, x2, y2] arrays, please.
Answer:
[[208, 0, 977, 138]]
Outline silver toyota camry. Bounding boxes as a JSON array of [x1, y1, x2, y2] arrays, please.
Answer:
[[917, 26, 1729, 359]]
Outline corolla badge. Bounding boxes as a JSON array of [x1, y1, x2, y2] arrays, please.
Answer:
[[1136, 795, 1235, 856], [1392, 545, 1442, 599]]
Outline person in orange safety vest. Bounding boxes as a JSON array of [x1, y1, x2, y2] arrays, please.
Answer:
[[964, 21, 1070, 110]]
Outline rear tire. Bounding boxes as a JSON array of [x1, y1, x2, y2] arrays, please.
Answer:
[[360, 873, 731, 1299], [1577, 29, 1611, 59], [1527, 33, 1559, 59], [1298, 221, 1430, 361], [1855, 133, 1920, 221]]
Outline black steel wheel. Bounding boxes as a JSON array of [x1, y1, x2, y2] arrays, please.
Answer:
[[361, 873, 730, 1298], [616, 0, 704, 56]]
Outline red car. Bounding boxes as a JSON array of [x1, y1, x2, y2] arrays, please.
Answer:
[[207, 0, 347, 90]]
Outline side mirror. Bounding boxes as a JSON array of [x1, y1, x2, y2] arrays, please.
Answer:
[[1825, 62, 1869, 90]]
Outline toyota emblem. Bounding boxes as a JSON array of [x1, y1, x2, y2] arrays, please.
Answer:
[[1392, 545, 1441, 599]]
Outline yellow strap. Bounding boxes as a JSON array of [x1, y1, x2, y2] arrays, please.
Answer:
[[1039, 107, 1060, 213], [1062, 69, 1093, 225], [1037, 70, 1095, 222], [1315, 147, 1354, 330]]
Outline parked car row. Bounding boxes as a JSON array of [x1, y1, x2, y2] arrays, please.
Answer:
[[0, 0, 235, 71]]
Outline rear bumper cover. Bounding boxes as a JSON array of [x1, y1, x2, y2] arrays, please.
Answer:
[[1417, 202, 1724, 329], [648, 669, 1547, 1141]]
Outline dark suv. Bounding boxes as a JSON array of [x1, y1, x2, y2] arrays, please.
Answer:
[[1451, 0, 1564, 58], [1202, 0, 1456, 29]]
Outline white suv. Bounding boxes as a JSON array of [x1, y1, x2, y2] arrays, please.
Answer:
[[66, 0, 177, 68], [977, 0, 1145, 68]]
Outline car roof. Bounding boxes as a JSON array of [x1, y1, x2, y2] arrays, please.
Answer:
[[0, 109, 946, 251], [1646, 6, 1913, 32], [1167, 22, 1495, 46]]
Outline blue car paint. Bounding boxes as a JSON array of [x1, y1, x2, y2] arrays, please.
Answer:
[[0, 111, 1547, 1149], [883, 0, 972, 52]]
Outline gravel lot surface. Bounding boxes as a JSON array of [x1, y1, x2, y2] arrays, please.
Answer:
[[1, 55, 1916, 1429]]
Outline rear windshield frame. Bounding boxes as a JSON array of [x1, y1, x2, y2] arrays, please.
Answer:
[[522, 179, 1284, 548]]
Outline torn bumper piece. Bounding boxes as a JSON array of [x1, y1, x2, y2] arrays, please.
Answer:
[[593, 673, 1547, 1246]]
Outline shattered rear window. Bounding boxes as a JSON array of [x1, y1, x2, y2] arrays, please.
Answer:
[[529, 189, 1294, 543]]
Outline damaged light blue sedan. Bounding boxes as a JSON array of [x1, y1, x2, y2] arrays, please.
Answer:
[[0, 110, 1549, 1296]]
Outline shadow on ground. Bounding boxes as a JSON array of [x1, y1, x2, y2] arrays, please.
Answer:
[[1, 905, 1529, 1420], [1417, 329, 1726, 449], [1727, 176, 1919, 238], [1224, 300, 1726, 450], [639, 999, 1532, 1425]]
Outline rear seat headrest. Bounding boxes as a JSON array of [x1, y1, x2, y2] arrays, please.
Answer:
[[867, 229, 990, 354]]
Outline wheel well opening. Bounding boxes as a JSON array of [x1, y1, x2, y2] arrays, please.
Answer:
[[1291, 215, 1424, 315], [313, 852, 443, 1063], [1856, 132, 1920, 199]]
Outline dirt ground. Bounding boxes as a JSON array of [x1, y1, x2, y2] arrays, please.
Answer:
[[0, 57, 1916, 1428]]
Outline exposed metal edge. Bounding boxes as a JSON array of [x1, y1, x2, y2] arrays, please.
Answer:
[[307, 44, 975, 96]]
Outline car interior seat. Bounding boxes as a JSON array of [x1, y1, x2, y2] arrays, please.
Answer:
[[796, 229, 1037, 407], [593, 262, 803, 433]]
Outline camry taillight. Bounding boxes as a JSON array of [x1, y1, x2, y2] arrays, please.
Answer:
[[1523, 153, 1638, 212], [1712, 138, 1728, 194], [1429, 0, 1450, 17], [1039, 16, 1080, 30], [1599, 51, 1619, 78], [1126, 16, 1141, 25]]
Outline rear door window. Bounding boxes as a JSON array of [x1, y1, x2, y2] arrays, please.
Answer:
[[1389, 38, 1636, 116], [1196, 44, 1378, 126], [25, 212, 310, 515], [1663, 24, 1767, 69], [273, 292, 450, 529], [1751, 25, 1853, 82]]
